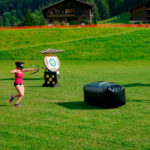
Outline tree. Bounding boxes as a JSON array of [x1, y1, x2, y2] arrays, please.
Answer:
[[80, 0, 100, 23], [33, 9, 48, 25], [3, 12, 12, 26], [19, 9, 48, 26], [100, 0, 110, 20], [26, 8, 33, 26], [93, 7, 100, 23], [0, 16, 3, 26]]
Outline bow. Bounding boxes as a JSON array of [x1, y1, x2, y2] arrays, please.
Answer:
[[29, 65, 40, 75]]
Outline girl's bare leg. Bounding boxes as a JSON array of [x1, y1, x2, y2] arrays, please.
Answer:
[[13, 94, 20, 98], [15, 85, 24, 104]]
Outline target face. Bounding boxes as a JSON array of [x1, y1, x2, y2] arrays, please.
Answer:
[[49, 58, 56, 67], [44, 56, 60, 72]]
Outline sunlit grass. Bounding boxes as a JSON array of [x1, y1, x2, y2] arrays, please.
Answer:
[[0, 60, 150, 149], [1, 27, 150, 61], [0, 27, 142, 60], [0, 27, 150, 149]]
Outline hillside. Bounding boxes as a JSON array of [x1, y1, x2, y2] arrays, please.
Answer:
[[98, 13, 130, 24], [0, 27, 150, 61], [0, 0, 148, 26]]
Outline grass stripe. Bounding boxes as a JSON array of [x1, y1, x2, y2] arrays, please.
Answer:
[[0, 28, 140, 51]]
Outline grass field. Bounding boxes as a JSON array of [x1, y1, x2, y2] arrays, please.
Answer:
[[1, 27, 150, 61], [98, 13, 130, 24], [0, 27, 150, 150]]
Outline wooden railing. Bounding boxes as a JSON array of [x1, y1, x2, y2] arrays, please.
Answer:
[[48, 14, 77, 17]]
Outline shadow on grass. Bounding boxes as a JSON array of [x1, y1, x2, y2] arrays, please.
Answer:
[[55, 101, 106, 110], [25, 86, 43, 87], [127, 99, 150, 103], [0, 104, 9, 107], [0, 78, 43, 81], [124, 83, 150, 87]]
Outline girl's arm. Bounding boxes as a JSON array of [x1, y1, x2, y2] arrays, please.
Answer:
[[23, 68, 40, 72], [10, 69, 17, 74]]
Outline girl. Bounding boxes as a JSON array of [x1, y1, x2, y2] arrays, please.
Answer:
[[9, 62, 40, 107]]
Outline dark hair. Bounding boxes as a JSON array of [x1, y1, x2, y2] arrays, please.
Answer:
[[15, 62, 24, 69]]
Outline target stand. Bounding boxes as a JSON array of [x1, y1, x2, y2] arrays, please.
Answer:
[[43, 70, 59, 87], [39, 49, 64, 87]]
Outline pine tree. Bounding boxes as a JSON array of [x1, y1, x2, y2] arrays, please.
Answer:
[[3, 12, 12, 26], [0, 16, 3, 26], [100, 0, 110, 20], [26, 8, 33, 26]]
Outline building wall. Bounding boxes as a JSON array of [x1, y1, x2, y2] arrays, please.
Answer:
[[132, 6, 147, 20], [128, 0, 150, 23]]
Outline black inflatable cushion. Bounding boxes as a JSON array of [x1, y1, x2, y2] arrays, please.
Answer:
[[83, 81, 126, 108]]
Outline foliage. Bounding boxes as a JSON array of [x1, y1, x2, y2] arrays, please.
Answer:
[[100, 0, 110, 20], [98, 12, 130, 24], [139, 21, 143, 24], [61, 21, 66, 25], [53, 21, 59, 25], [19, 9, 48, 26], [82, 19, 93, 24], [70, 21, 78, 25]]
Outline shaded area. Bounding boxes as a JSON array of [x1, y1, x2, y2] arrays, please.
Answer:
[[25, 86, 43, 88], [55, 101, 107, 110], [127, 99, 150, 103], [0, 78, 43, 81], [0, 104, 9, 107], [124, 83, 150, 87]]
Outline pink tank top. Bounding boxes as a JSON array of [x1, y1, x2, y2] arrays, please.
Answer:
[[15, 71, 23, 84]]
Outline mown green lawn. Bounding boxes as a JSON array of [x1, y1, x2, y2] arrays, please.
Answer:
[[1, 27, 150, 61], [0, 27, 150, 150]]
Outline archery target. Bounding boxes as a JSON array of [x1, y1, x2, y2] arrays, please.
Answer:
[[44, 56, 60, 72], [43, 71, 58, 87], [49, 58, 56, 67]]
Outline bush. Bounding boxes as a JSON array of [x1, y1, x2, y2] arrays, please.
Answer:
[[70, 21, 78, 25], [82, 19, 88, 24], [129, 21, 134, 24], [93, 20, 98, 24], [82, 19, 93, 25], [61, 21, 66, 25], [139, 21, 143, 24], [86, 20, 93, 25], [53, 21, 59, 25]]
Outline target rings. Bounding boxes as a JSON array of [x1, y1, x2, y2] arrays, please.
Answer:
[[44, 56, 60, 72]]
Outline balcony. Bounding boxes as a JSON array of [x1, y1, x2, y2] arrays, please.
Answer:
[[47, 9, 84, 17], [47, 13, 78, 18]]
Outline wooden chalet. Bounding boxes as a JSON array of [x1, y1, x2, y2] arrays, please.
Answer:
[[129, 0, 150, 23], [42, 0, 94, 24]]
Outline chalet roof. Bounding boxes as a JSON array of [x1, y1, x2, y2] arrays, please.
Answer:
[[39, 49, 65, 54], [42, 0, 94, 11], [129, 0, 150, 12]]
